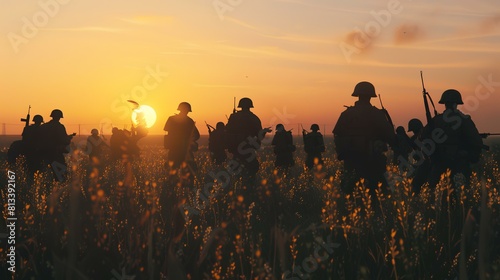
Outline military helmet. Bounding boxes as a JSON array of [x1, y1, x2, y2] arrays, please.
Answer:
[[275, 124, 284, 131], [32, 115, 44, 123], [50, 109, 64, 118], [352, 81, 377, 97], [310, 124, 320, 131], [177, 102, 192, 112], [396, 126, 406, 134], [407, 118, 423, 132], [238, 97, 254, 108], [216, 122, 225, 129], [439, 89, 463, 104]]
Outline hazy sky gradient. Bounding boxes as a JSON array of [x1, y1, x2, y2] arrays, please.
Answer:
[[2, 0, 500, 135]]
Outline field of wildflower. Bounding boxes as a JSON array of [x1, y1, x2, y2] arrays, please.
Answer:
[[1, 137, 500, 279]]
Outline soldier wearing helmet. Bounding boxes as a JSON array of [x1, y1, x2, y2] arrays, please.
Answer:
[[423, 89, 483, 188], [393, 126, 413, 165], [21, 114, 45, 174], [208, 121, 227, 165], [401, 118, 431, 193], [303, 124, 325, 170], [272, 124, 296, 172], [408, 119, 424, 136], [40, 109, 75, 181], [226, 97, 271, 179], [163, 102, 200, 173], [86, 128, 109, 165], [333, 81, 395, 194]]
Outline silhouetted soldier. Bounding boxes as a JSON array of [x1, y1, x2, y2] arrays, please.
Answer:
[[86, 128, 109, 165], [408, 119, 424, 143], [164, 102, 200, 171], [110, 127, 126, 160], [208, 122, 227, 165], [303, 124, 325, 170], [333, 81, 395, 194], [272, 124, 295, 170], [22, 114, 44, 173], [393, 126, 412, 165], [423, 89, 483, 189], [40, 109, 74, 182], [406, 118, 430, 193], [226, 97, 271, 179]]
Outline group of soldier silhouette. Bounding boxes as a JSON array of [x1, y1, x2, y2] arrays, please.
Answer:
[[9, 107, 150, 181], [9, 109, 77, 181], [10, 80, 487, 195], [333, 82, 484, 195], [162, 81, 485, 197]]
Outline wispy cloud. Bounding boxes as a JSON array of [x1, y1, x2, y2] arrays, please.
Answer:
[[272, 0, 367, 14], [118, 15, 173, 26], [478, 13, 500, 33], [226, 16, 334, 45], [352, 59, 484, 69], [192, 83, 249, 88], [225, 17, 260, 32], [40, 26, 124, 33], [160, 51, 201, 56]]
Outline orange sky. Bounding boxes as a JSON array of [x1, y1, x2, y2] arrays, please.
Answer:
[[2, 0, 500, 136]]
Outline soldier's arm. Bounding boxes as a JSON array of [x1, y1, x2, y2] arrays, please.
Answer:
[[60, 125, 71, 145], [225, 113, 236, 133], [462, 115, 483, 161], [192, 124, 200, 141], [376, 109, 395, 148], [164, 116, 173, 132]]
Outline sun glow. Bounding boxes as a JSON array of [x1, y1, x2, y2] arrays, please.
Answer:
[[131, 105, 157, 128]]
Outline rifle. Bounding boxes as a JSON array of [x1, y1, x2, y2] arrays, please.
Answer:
[[301, 124, 307, 135], [205, 121, 215, 134], [478, 133, 500, 151], [420, 71, 438, 124], [20, 105, 31, 127], [480, 133, 500, 138], [233, 97, 237, 114], [378, 94, 395, 129]]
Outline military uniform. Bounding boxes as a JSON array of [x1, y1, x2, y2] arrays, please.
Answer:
[[333, 82, 394, 193], [405, 118, 430, 193], [40, 110, 72, 181], [423, 90, 483, 188], [303, 124, 325, 170], [110, 128, 129, 161], [208, 122, 227, 165], [225, 98, 265, 178], [164, 102, 200, 170], [271, 124, 295, 169], [87, 129, 107, 164], [21, 115, 44, 173]]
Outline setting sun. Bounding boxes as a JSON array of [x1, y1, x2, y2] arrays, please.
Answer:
[[131, 105, 157, 129]]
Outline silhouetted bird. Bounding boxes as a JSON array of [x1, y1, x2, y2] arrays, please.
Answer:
[[303, 124, 325, 170], [333, 81, 395, 194], [39, 109, 75, 182], [271, 124, 295, 170], [208, 122, 227, 165], [164, 102, 200, 172], [226, 97, 271, 179], [422, 89, 483, 189]]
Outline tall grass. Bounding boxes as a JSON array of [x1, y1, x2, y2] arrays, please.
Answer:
[[1, 143, 499, 279]]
